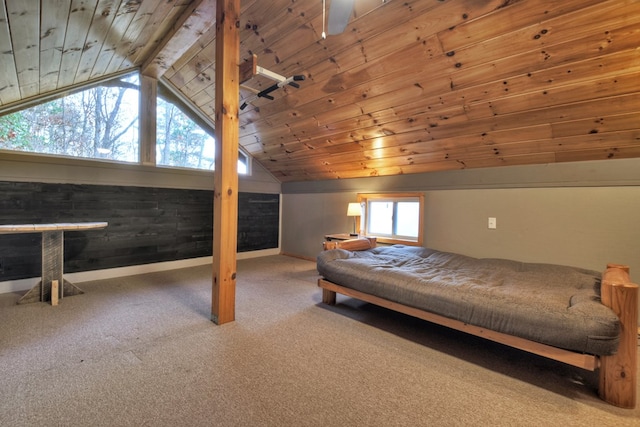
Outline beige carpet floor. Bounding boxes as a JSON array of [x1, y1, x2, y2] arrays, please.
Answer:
[[0, 255, 638, 426]]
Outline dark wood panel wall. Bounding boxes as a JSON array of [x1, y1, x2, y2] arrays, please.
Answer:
[[0, 181, 279, 281]]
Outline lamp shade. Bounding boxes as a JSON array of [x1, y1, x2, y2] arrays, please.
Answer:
[[347, 202, 362, 217]]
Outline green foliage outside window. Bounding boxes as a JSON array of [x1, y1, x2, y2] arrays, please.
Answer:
[[0, 71, 248, 173], [156, 99, 214, 170], [0, 74, 139, 162]]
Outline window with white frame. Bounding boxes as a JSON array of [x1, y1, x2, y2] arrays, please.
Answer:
[[358, 193, 424, 245], [0, 71, 250, 174], [0, 73, 140, 162], [156, 84, 249, 173]]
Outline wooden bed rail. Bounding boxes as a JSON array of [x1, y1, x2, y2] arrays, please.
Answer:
[[599, 264, 638, 409]]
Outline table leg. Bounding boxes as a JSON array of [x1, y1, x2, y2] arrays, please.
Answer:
[[17, 231, 84, 304]]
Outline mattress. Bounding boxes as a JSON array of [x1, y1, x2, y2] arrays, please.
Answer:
[[317, 245, 620, 356]]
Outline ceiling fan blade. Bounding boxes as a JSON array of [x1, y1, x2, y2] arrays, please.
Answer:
[[327, 0, 355, 35]]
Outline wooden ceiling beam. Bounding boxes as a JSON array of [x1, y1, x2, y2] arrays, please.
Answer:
[[142, 0, 217, 79]]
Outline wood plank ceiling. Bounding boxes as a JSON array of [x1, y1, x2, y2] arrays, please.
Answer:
[[1, 0, 639, 182]]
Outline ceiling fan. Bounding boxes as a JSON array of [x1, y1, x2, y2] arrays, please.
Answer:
[[323, 0, 387, 38], [325, 0, 356, 36]]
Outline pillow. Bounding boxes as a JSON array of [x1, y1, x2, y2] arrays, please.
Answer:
[[335, 238, 374, 251]]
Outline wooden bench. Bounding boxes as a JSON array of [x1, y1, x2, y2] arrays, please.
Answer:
[[0, 222, 108, 304]]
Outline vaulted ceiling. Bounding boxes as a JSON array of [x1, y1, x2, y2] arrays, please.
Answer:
[[1, 0, 639, 182]]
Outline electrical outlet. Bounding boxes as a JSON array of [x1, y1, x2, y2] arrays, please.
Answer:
[[488, 217, 497, 229]]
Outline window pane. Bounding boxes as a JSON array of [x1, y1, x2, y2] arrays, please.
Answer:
[[368, 201, 393, 235], [395, 202, 419, 237], [156, 94, 248, 174], [156, 99, 215, 170], [0, 74, 139, 162], [238, 151, 248, 174]]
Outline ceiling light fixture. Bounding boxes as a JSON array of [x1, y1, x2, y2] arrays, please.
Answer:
[[322, 0, 327, 39]]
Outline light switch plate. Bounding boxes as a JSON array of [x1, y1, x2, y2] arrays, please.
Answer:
[[488, 217, 497, 229]]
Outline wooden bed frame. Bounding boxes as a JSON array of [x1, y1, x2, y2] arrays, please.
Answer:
[[318, 239, 638, 409]]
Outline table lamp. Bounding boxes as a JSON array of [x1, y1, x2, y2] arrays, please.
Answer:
[[347, 202, 362, 236]]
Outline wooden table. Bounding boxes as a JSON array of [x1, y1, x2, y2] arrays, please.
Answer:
[[0, 222, 108, 304]]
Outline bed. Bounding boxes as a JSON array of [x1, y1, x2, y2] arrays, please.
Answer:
[[317, 239, 638, 408]]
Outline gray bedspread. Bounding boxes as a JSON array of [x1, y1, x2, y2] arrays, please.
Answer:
[[317, 245, 620, 356]]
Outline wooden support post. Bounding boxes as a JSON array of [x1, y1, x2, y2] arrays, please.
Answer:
[[139, 75, 157, 166], [599, 264, 638, 409], [211, 0, 240, 325]]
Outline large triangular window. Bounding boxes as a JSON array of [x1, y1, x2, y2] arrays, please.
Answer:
[[156, 83, 249, 173], [0, 73, 140, 162], [0, 71, 249, 174]]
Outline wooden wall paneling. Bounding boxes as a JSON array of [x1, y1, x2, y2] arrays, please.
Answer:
[[438, 0, 605, 52], [0, 233, 42, 280], [446, 0, 636, 72], [238, 0, 504, 128], [239, 0, 259, 14], [326, 0, 502, 73], [57, 0, 98, 88], [410, 130, 629, 164], [263, 0, 438, 78], [0, 181, 279, 281], [259, 117, 432, 162], [0, 2, 20, 104], [73, 0, 120, 84], [467, 71, 640, 121], [555, 146, 640, 163], [189, 86, 213, 109], [552, 112, 640, 138], [181, 65, 216, 100], [460, 54, 640, 120], [444, 48, 640, 113], [198, 100, 216, 119], [474, 94, 640, 137], [39, 0, 71, 94], [99, 1, 162, 75], [238, 0, 320, 59], [244, 36, 441, 123], [5, 0, 40, 99], [142, 0, 217, 79], [237, 193, 279, 251], [164, 24, 217, 81], [166, 36, 217, 92], [254, 90, 444, 159], [191, 89, 216, 111], [239, 0, 312, 47], [117, 1, 187, 72], [450, 152, 559, 171], [447, 8, 640, 93], [238, 115, 314, 150], [175, 37, 217, 99], [89, 0, 144, 79], [261, 87, 640, 179], [449, 21, 640, 94], [244, 39, 457, 144], [238, 12, 412, 124], [237, 1, 359, 107]]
